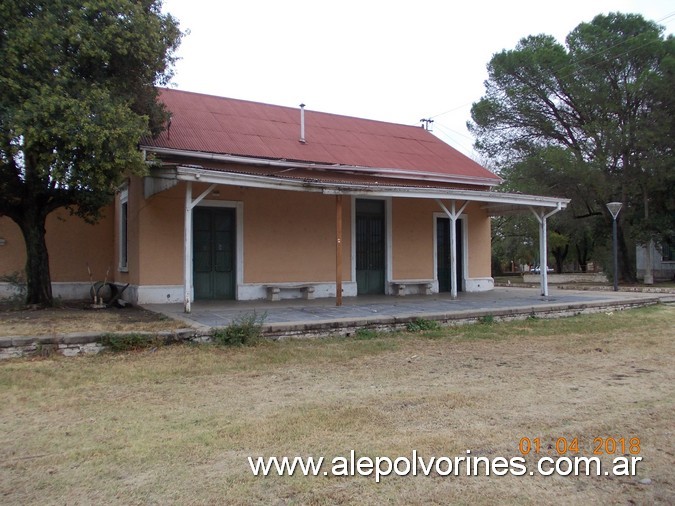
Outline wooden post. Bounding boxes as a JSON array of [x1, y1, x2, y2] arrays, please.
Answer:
[[184, 181, 193, 313], [336, 194, 343, 306]]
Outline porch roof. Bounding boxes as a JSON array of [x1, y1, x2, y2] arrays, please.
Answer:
[[147, 161, 570, 215]]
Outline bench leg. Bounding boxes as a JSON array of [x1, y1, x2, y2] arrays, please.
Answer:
[[424, 283, 433, 295], [267, 287, 281, 302], [395, 284, 406, 296], [302, 287, 315, 300]]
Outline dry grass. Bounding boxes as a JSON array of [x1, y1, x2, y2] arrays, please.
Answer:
[[0, 305, 673, 505], [0, 300, 188, 336]]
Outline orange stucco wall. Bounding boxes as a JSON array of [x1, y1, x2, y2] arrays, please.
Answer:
[[391, 199, 493, 281], [0, 217, 24, 276], [120, 179, 353, 286], [136, 181, 186, 286], [2, 177, 493, 296], [114, 178, 192, 286], [245, 189, 351, 283], [0, 207, 114, 282], [392, 198, 436, 280], [464, 202, 492, 278]]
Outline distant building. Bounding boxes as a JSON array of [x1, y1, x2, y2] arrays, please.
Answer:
[[636, 239, 675, 281]]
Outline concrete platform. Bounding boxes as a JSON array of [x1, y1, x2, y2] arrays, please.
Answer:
[[144, 287, 669, 338]]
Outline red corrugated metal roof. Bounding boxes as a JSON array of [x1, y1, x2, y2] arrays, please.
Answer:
[[142, 88, 500, 184]]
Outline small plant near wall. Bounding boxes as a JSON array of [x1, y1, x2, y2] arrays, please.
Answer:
[[213, 312, 267, 346], [406, 318, 440, 332], [478, 315, 495, 325], [354, 328, 380, 340]]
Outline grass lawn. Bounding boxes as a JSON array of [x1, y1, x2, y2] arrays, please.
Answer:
[[1, 305, 673, 505], [0, 300, 188, 337]]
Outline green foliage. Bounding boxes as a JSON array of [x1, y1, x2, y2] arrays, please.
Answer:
[[213, 312, 267, 346], [478, 315, 495, 325], [100, 333, 160, 352], [470, 13, 674, 281], [0, 0, 182, 305], [354, 328, 380, 340], [405, 318, 440, 332], [548, 231, 570, 274], [491, 215, 539, 273]]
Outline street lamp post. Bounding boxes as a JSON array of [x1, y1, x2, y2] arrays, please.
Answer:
[[606, 202, 623, 291]]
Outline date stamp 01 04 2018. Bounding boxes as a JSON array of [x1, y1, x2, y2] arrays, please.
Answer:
[[518, 436, 641, 456]]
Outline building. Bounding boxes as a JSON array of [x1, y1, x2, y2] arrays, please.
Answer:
[[636, 239, 675, 282], [0, 89, 569, 310]]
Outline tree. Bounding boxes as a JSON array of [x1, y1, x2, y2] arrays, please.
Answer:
[[0, 0, 182, 305], [548, 231, 569, 274], [469, 12, 674, 282], [491, 215, 538, 274]]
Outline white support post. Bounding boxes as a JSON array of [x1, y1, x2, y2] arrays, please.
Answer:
[[184, 181, 193, 313], [184, 182, 218, 313], [529, 204, 563, 297], [436, 199, 469, 300], [450, 201, 458, 299], [540, 213, 548, 296]]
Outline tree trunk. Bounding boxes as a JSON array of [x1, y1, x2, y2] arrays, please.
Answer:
[[576, 244, 588, 272], [18, 210, 53, 306], [553, 244, 568, 274]]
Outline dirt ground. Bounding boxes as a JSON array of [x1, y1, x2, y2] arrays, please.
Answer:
[[0, 300, 188, 337], [0, 305, 673, 505]]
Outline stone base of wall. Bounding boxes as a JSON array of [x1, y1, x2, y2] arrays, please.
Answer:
[[262, 298, 662, 340], [0, 282, 92, 301], [3, 297, 664, 359], [0, 329, 198, 360]]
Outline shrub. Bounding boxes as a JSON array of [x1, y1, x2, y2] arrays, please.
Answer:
[[213, 312, 266, 346], [100, 333, 160, 352], [406, 318, 440, 332]]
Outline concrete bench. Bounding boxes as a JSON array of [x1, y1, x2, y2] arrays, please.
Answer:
[[390, 280, 433, 296], [265, 284, 316, 301]]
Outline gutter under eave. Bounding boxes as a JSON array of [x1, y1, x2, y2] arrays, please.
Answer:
[[140, 145, 502, 188]]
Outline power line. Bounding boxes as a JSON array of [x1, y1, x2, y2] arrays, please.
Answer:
[[423, 10, 675, 122], [429, 103, 471, 120], [434, 121, 474, 142], [432, 123, 477, 157]]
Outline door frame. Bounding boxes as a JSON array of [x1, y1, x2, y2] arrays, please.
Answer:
[[193, 199, 244, 300], [351, 196, 393, 295], [433, 212, 468, 293]]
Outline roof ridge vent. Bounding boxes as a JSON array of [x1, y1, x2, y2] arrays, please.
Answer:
[[299, 103, 306, 144]]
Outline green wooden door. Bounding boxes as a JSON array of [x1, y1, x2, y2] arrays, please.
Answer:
[[356, 199, 385, 295], [436, 217, 463, 293], [193, 207, 236, 300]]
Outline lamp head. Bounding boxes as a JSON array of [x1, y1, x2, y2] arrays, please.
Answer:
[[606, 202, 623, 219]]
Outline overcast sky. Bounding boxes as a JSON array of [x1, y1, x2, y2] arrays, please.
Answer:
[[161, 0, 675, 158]]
